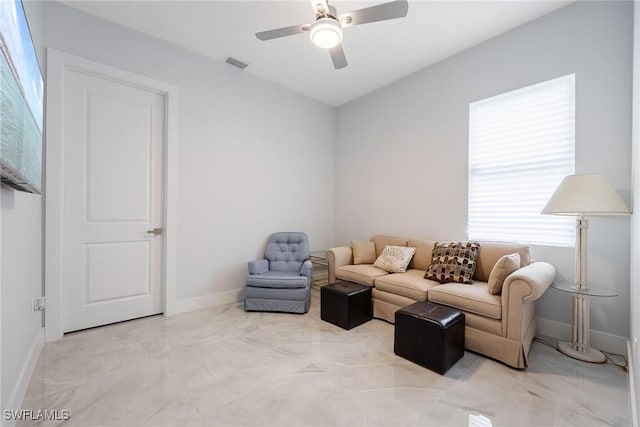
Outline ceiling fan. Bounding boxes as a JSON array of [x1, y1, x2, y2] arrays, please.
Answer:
[[255, 0, 409, 70]]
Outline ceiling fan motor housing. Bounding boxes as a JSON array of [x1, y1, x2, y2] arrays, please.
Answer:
[[315, 3, 338, 19], [255, 0, 409, 68], [309, 17, 343, 49]]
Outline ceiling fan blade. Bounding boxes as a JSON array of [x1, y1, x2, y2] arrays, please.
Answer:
[[310, 0, 330, 17], [329, 45, 348, 69], [256, 24, 309, 41], [339, 0, 408, 27]]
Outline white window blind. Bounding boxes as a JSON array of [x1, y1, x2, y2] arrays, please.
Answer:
[[468, 74, 575, 247]]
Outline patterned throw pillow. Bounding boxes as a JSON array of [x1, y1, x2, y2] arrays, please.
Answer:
[[425, 242, 480, 284], [487, 253, 520, 294], [373, 245, 416, 273], [351, 241, 376, 265]]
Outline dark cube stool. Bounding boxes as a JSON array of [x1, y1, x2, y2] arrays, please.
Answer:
[[321, 280, 372, 330], [394, 301, 465, 374]]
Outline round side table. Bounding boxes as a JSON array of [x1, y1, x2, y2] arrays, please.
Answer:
[[550, 282, 617, 363]]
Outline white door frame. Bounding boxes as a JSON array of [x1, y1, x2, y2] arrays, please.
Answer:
[[45, 49, 179, 341]]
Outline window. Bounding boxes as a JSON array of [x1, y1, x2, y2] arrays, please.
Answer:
[[468, 74, 575, 247]]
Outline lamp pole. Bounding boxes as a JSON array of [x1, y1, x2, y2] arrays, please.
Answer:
[[558, 214, 606, 362], [575, 213, 587, 290]]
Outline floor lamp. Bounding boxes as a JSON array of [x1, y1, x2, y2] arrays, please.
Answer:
[[542, 174, 630, 362]]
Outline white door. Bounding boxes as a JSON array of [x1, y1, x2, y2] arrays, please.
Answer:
[[61, 68, 165, 333]]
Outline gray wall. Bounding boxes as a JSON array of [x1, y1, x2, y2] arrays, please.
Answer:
[[1, 0, 46, 411], [2, 0, 336, 410], [1, 189, 43, 410], [40, 1, 336, 302], [630, 0, 639, 423], [336, 1, 633, 339]]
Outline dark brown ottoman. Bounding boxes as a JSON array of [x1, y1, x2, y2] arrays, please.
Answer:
[[321, 281, 372, 330], [394, 301, 465, 374]]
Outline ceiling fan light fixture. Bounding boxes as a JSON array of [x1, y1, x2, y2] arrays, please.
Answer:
[[309, 18, 342, 49]]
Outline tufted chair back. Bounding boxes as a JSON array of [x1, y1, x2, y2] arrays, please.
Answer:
[[264, 232, 310, 273]]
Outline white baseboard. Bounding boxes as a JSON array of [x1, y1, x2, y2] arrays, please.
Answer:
[[4, 328, 44, 427], [628, 339, 638, 427], [170, 288, 243, 315], [536, 317, 627, 355]]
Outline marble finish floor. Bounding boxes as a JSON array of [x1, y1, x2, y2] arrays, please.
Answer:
[[21, 290, 629, 426]]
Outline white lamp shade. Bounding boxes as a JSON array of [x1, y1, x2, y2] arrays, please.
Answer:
[[541, 174, 630, 216], [309, 18, 343, 49]]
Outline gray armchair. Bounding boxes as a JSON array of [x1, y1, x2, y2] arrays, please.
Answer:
[[244, 232, 312, 313]]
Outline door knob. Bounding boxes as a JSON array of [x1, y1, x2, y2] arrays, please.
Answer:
[[147, 228, 163, 235]]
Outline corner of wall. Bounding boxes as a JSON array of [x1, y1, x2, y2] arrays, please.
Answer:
[[4, 327, 43, 426], [629, 0, 640, 425]]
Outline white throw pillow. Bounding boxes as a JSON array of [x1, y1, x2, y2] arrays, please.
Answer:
[[373, 245, 416, 273]]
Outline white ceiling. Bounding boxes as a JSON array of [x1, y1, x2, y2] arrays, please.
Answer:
[[61, 0, 573, 106]]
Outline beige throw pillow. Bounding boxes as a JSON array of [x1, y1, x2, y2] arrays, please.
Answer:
[[487, 253, 520, 295], [373, 245, 416, 273], [351, 241, 376, 265]]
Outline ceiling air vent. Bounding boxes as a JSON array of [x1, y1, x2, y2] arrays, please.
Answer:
[[224, 56, 249, 70]]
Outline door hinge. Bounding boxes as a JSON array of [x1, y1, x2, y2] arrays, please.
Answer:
[[32, 297, 46, 312]]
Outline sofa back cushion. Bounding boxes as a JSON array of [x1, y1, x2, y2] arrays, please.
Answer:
[[351, 241, 376, 264], [370, 235, 408, 257], [407, 238, 436, 270], [474, 242, 531, 282]]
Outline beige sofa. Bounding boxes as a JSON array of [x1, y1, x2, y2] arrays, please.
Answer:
[[326, 235, 556, 369]]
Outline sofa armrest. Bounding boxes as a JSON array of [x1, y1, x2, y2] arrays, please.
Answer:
[[300, 259, 313, 279], [326, 246, 353, 284], [501, 261, 556, 342], [248, 259, 269, 275], [504, 261, 555, 301]]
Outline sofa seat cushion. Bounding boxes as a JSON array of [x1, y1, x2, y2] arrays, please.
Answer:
[[465, 312, 502, 336], [246, 271, 308, 289], [372, 287, 416, 308], [245, 285, 310, 301], [428, 282, 502, 320], [374, 269, 439, 301], [336, 264, 388, 286]]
